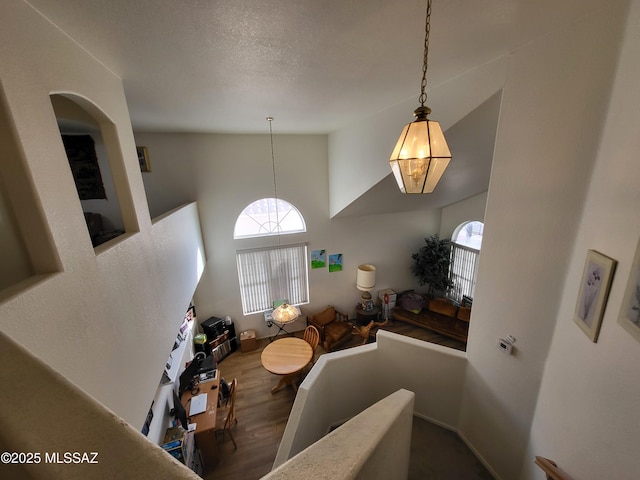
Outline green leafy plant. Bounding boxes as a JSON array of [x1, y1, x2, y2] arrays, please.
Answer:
[[411, 235, 454, 297]]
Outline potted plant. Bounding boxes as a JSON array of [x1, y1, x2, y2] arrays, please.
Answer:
[[411, 234, 454, 298]]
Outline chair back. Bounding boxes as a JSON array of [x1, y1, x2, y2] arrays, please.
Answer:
[[303, 325, 320, 352], [308, 306, 336, 326], [223, 378, 238, 429]]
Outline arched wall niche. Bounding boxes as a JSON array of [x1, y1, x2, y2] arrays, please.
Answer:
[[0, 83, 61, 296], [50, 92, 139, 248]]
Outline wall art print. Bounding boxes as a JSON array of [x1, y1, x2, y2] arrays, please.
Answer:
[[137, 146, 151, 172], [311, 249, 326, 269], [618, 237, 640, 343], [328, 253, 343, 272], [573, 249, 616, 342]]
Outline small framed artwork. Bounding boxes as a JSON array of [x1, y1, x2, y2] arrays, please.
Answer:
[[328, 253, 343, 272], [618, 238, 640, 343], [311, 249, 326, 269], [137, 146, 151, 172], [573, 249, 617, 342]]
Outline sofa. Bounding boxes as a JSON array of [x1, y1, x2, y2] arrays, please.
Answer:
[[392, 294, 470, 343]]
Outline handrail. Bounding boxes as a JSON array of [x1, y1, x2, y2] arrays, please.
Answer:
[[535, 456, 575, 480]]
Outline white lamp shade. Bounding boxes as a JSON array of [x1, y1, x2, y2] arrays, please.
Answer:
[[356, 264, 376, 291], [271, 303, 299, 324], [390, 119, 451, 194]]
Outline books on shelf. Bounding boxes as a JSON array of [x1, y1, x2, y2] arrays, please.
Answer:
[[211, 339, 231, 363], [209, 332, 228, 349]]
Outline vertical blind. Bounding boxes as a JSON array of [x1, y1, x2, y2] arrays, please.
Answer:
[[449, 243, 479, 303], [236, 243, 309, 315]]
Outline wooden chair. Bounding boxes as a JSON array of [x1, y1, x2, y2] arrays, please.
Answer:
[[216, 378, 238, 449], [307, 306, 352, 352], [303, 325, 320, 362], [297, 325, 321, 383]]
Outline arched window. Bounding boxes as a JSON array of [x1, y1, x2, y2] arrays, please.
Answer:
[[234, 198, 309, 315], [234, 198, 306, 239], [449, 221, 484, 303], [452, 220, 484, 249]]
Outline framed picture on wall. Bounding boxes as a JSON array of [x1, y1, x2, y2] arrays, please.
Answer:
[[573, 249, 617, 342], [618, 237, 640, 343], [311, 249, 326, 269], [137, 146, 151, 172], [328, 253, 342, 272]]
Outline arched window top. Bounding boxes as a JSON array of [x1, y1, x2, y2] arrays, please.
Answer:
[[452, 221, 484, 250], [234, 198, 306, 239]]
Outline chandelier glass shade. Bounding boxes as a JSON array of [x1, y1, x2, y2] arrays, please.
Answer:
[[390, 107, 451, 193], [390, 0, 451, 194]]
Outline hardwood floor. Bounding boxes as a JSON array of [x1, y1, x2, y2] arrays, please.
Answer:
[[203, 320, 465, 480]]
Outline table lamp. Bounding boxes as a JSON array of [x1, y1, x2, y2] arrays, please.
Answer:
[[272, 303, 299, 324], [356, 264, 376, 311]]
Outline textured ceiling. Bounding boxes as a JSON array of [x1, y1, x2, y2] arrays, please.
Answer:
[[25, 0, 604, 216], [27, 0, 601, 134]]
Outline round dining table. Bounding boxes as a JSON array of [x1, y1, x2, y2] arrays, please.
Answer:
[[260, 337, 313, 393]]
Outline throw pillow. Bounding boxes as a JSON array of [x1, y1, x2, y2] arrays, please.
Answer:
[[401, 293, 426, 314]]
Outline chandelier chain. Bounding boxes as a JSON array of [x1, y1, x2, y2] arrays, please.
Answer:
[[419, 0, 432, 107], [267, 116, 281, 244]]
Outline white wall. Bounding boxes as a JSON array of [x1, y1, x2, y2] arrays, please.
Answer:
[[267, 389, 414, 480], [5, 1, 635, 478], [275, 331, 467, 469], [522, 1, 640, 479], [0, 1, 205, 432], [0, 330, 201, 480], [135, 132, 442, 338], [459, 3, 628, 479], [328, 57, 508, 218], [439, 191, 488, 239], [0, 180, 32, 290], [133, 133, 197, 220]]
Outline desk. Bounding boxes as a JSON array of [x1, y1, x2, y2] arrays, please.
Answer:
[[260, 337, 312, 393], [181, 372, 221, 471]]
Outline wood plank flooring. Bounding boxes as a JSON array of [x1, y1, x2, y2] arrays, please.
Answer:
[[203, 320, 466, 480]]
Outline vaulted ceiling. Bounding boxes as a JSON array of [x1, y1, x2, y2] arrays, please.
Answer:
[[29, 0, 599, 134], [28, 0, 602, 214]]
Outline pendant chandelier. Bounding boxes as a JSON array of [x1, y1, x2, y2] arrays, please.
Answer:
[[267, 116, 299, 325], [390, 0, 451, 194]]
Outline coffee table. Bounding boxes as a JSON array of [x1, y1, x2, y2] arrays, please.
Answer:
[[260, 337, 313, 393]]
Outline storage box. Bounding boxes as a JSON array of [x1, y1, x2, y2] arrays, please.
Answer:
[[240, 329, 257, 352], [378, 289, 397, 309]]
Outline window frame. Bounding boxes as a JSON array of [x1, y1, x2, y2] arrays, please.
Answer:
[[449, 221, 484, 303], [234, 197, 306, 239]]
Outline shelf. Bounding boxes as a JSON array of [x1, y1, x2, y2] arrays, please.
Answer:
[[163, 310, 196, 384]]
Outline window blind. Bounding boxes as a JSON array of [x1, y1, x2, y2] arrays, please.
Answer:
[[450, 243, 479, 303], [236, 243, 309, 315]]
